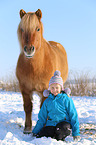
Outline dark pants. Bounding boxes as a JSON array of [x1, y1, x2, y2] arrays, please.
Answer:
[[36, 121, 71, 141]]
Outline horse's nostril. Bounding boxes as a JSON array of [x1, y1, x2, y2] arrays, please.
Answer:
[[29, 46, 34, 51], [29, 46, 35, 51], [30, 47, 31, 51], [24, 46, 27, 52], [32, 46, 34, 51]]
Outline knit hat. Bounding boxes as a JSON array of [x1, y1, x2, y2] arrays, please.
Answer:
[[49, 70, 64, 89], [43, 70, 63, 97], [43, 71, 71, 97]]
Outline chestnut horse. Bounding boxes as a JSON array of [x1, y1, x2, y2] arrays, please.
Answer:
[[16, 9, 68, 134]]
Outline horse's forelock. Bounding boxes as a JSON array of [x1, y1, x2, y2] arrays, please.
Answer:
[[17, 12, 44, 50], [20, 13, 43, 34]]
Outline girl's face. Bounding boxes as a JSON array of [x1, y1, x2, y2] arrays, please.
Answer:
[[50, 83, 61, 96]]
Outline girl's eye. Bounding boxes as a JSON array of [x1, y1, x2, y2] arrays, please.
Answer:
[[37, 28, 40, 31]]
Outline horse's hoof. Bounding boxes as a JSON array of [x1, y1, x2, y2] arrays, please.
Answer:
[[23, 127, 32, 134]]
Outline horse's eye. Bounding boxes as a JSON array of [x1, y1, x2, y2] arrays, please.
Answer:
[[37, 28, 40, 31], [21, 28, 24, 32]]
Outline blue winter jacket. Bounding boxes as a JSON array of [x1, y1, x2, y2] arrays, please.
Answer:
[[32, 93, 80, 136]]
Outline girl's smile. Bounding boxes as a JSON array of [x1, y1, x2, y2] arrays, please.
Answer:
[[50, 83, 61, 96]]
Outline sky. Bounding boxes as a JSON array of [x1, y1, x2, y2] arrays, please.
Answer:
[[0, 0, 96, 80]]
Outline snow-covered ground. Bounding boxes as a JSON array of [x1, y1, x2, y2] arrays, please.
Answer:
[[0, 91, 96, 145]]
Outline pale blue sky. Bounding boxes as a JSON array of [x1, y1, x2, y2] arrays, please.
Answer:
[[0, 0, 96, 79]]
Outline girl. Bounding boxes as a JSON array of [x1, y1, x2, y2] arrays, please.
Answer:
[[32, 71, 80, 141]]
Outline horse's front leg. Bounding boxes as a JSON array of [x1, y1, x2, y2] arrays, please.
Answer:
[[39, 92, 47, 108], [22, 91, 32, 134]]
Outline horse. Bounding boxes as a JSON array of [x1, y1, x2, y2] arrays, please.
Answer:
[[16, 9, 68, 134]]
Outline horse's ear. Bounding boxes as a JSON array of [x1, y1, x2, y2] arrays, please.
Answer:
[[20, 9, 26, 19], [35, 9, 42, 20]]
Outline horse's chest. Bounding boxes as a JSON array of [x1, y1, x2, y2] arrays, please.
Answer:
[[19, 70, 47, 91], [17, 56, 50, 91]]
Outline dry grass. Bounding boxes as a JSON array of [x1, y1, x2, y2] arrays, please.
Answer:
[[65, 71, 96, 96], [0, 71, 96, 96], [0, 75, 20, 92]]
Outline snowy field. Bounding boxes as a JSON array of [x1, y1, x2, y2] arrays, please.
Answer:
[[0, 91, 96, 145]]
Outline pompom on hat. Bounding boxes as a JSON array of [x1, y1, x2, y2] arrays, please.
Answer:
[[43, 89, 50, 97]]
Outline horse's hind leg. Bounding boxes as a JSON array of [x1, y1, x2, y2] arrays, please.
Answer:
[[22, 91, 32, 134]]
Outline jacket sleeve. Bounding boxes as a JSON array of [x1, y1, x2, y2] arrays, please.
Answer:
[[32, 100, 48, 134], [66, 97, 80, 136]]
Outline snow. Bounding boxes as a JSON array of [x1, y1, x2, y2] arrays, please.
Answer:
[[0, 91, 96, 145]]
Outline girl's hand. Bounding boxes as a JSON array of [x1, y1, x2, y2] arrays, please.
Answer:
[[73, 136, 81, 141], [32, 133, 37, 136]]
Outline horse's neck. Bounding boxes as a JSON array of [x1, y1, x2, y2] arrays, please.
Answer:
[[33, 38, 49, 58], [33, 39, 45, 60]]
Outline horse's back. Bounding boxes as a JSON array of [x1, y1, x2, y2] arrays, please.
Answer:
[[48, 41, 66, 54], [48, 41, 68, 83]]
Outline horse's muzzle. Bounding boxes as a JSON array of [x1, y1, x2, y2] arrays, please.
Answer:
[[24, 45, 35, 58]]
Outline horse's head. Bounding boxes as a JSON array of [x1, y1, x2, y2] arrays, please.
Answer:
[[17, 9, 43, 58]]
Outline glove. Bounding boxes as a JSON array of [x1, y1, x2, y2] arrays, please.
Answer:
[[73, 136, 81, 141], [32, 133, 37, 137], [32, 133, 40, 138]]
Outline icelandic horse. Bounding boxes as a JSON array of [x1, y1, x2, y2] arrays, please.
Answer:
[[16, 9, 68, 134]]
